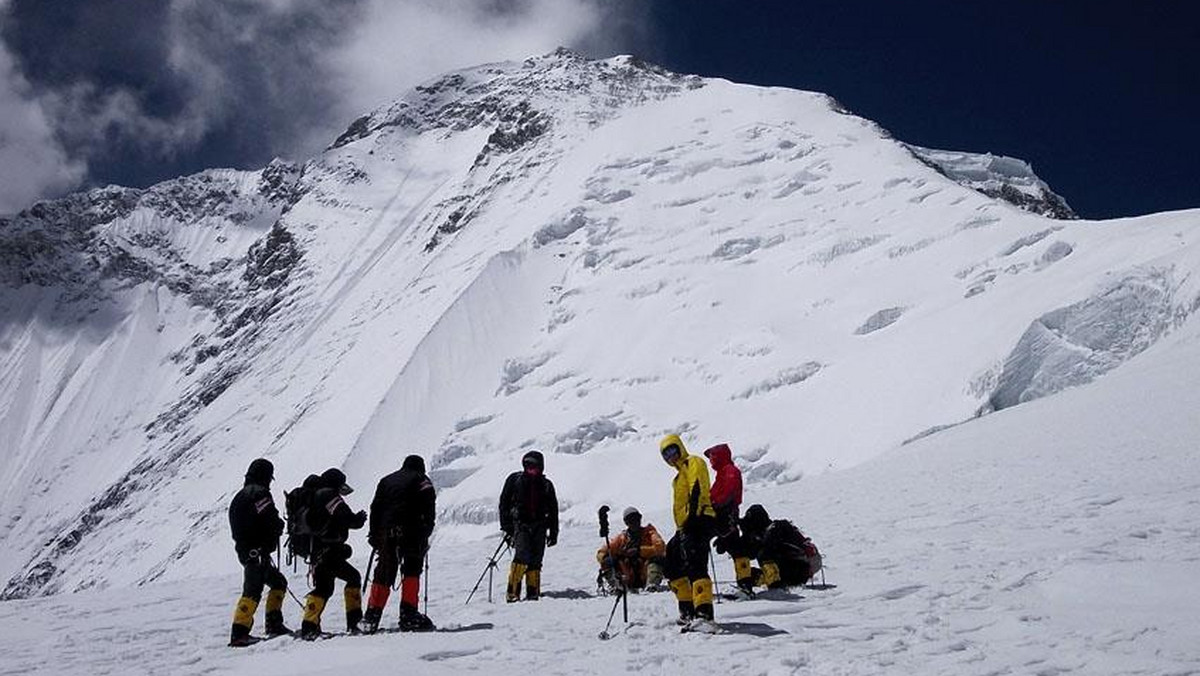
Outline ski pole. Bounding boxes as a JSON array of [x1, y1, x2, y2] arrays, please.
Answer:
[[362, 547, 377, 591], [599, 587, 625, 640], [465, 538, 509, 604], [597, 505, 630, 637], [423, 549, 430, 616]]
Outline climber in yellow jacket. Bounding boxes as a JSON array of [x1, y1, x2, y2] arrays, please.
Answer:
[[659, 434, 719, 631]]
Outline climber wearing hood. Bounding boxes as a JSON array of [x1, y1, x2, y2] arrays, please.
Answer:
[[499, 450, 559, 601], [227, 458, 291, 646], [299, 467, 367, 639], [704, 443, 754, 594], [659, 434, 719, 631], [361, 454, 437, 633]]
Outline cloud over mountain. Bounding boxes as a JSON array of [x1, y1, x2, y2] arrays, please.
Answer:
[[0, 0, 627, 213]]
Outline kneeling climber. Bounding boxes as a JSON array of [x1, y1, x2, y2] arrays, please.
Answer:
[[596, 506, 667, 593], [740, 504, 823, 590]]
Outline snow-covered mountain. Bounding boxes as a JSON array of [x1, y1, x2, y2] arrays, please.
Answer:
[[1, 48, 1198, 610]]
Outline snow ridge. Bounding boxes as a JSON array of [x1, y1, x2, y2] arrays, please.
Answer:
[[907, 144, 1077, 219]]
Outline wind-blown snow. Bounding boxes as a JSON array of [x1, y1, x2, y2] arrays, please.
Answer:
[[0, 51, 1198, 673]]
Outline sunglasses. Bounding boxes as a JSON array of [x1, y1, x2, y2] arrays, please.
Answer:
[[661, 444, 682, 462]]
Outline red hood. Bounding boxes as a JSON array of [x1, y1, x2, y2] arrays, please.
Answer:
[[704, 444, 733, 469]]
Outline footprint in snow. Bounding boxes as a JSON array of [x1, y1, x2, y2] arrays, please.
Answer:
[[420, 647, 486, 661], [876, 584, 925, 601]]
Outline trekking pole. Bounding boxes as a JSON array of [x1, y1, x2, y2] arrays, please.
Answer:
[[599, 587, 625, 640], [597, 506, 629, 639], [465, 538, 509, 604], [423, 550, 430, 616], [362, 547, 377, 590]]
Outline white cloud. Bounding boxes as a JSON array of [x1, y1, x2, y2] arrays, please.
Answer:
[[0, 0, 629, 211], [0, 35, 85, 214], [320, 0, 608, 150]]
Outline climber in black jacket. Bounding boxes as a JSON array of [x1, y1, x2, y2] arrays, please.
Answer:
[[299, 467, 367, 639], [227, 458, 291, 646], [499, 450, 558, 601], [360, 454, 437, 632]]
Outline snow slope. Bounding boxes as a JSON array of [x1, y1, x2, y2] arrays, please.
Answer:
[[1, 49, 1198, 614], [0, 282, 1196, 676]]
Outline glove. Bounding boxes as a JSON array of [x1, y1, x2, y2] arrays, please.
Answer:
[[547, 532, 558, 547], [367, 530, 381, 549], [501, 530, 513, 546], [714, 540, 727, 555]]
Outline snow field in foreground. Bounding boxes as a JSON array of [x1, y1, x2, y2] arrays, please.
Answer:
[[1, 318, 1198, 676]]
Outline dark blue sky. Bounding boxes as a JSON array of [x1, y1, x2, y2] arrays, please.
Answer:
[[621, 1, 1199, 219]]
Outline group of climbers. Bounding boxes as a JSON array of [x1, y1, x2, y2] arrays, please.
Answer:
[[226, 457, 434, 645], [226, 435, 820, 643], [655, 434, 823, 631]]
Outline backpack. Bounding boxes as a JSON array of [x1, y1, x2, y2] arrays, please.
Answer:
[[769, 521, 823, 578], [284, 485, 317, 565], [790, 524, 823, 578]]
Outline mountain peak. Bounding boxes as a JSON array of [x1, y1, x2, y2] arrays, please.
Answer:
[[4, 50, 1197, 601], [329, 50, 703, 150]]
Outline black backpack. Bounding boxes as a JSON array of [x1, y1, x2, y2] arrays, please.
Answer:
[[284, 484, 317, 565]]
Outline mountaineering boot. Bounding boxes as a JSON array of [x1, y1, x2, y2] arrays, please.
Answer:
[[734, 557, 755, 595], [682, 616, 724, 634], [760, 561, 783, 589], [345, 586, 363, 634], [692, 578, 715, 622], [299, 595, 327, 640], [397, 576, 434, 631], [358, 607, 381, 635], [229, 595, 260, 646], [669, 577, 694, 625], [506, 563, 527, 602], [264, 589, 292, 636], [399, 605, 435, 632], [359, 582, 390, 634], [524, 568, 541, 600]]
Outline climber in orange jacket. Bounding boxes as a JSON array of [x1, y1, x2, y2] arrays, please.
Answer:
[[596, 506, 667, 592]]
